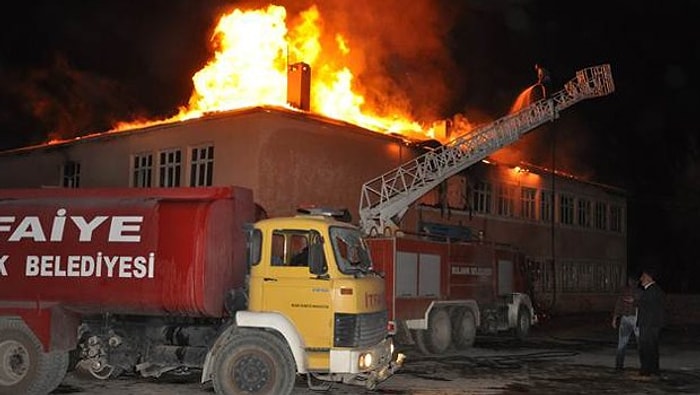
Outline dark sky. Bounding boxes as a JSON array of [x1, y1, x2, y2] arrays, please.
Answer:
[[1, 1, 698, 291]]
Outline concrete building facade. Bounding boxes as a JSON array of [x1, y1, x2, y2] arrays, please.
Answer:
[[0, 106, 626, 313]]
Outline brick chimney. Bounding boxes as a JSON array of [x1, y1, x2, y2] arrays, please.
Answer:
[[287, 62, 311, 111]]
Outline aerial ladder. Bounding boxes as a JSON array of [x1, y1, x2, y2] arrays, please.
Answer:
[[359, 64, 615, 236]]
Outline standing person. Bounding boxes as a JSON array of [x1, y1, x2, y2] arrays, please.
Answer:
[[533, 63, 551, 99], [612, 274, 641, 371], [637, 267, 666, 377]]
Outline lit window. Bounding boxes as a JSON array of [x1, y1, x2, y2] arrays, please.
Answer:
[[521, 187, 536, 220]]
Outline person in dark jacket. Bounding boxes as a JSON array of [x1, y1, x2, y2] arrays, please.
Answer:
[[636, 267, 665, 377]]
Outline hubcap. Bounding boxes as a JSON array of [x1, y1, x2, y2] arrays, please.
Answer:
[[234, 353, 270, 392], [0, 340, 29, 386]]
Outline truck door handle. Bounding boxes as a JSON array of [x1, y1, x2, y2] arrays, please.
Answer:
[[263, 277, 277, 282]]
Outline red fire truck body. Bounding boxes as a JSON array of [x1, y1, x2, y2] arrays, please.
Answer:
[[367, 236, 535, 354]]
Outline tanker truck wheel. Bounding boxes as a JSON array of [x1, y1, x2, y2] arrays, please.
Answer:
[[451, 308, 476, 350], [41, 350, 70, 394], [0, 319, 61, 395], [212, 329, 296, 395]]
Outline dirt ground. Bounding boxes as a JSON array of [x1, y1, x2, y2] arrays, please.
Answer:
[[52, 313, 700, 394]]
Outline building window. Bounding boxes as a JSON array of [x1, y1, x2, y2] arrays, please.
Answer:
[[577, 199, 591, 228], [560, 260, 621, 293], [521, 187, 536, 220], [159, 149, 182, 187], [496, 183, 515, 217], [594, 202, 607, 230], [62, 161, 80, 188], [559, 194, 574, 225], [528, 258, 555, 294], [132, 153, 153, 188], [472, 180, 492, 214], [190, 144, 214, 187], [610, 204, 623, 233], [540, 190, 553, 223]]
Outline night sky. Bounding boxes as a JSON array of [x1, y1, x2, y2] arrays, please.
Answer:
[[1, 1, 698, 291]]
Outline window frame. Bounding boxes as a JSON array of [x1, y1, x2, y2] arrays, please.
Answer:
[[131, 152, 153, 188], [189, 144, 214, 187], [158, 148, 182, 187]]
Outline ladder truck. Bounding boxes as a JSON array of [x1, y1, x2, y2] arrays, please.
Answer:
[[359, 64, 615, 354]]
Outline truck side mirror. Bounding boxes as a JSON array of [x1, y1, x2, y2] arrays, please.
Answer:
[[308, 243, 327, 275], [244, 225, 261, 268]]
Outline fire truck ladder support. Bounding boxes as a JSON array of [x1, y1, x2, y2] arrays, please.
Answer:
[[359, 64, 615, 236]]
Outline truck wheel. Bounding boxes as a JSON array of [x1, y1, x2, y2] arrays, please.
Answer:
[[410, 330, 431, 355], [451, 308, 476, 349], [423, 308, 452, 354], [38, 351, 69, 394], [514, 306, 531, 341], [212, 329, 296, 395], [0, 319, 56, 395]]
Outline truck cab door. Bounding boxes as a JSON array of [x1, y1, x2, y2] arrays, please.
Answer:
[[259, 229, 332, 350]]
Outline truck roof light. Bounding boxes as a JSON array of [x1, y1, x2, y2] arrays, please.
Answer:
[[296, 206, 352, 222]]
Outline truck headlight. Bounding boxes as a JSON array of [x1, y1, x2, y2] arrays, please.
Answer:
[[358, 352, 373, 369]]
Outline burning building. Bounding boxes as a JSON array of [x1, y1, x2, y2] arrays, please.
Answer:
[[0, 4, 625, 314]]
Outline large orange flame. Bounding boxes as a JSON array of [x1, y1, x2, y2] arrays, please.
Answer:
[[112, 4, 440, 140]]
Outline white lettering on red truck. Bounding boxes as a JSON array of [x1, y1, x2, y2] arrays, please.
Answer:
[[451, 265, 493, 276], [0, 209, 156, 278], [24, 253, 155, 278], [0, 209, 143, 242], [0, 255, 7, 276]]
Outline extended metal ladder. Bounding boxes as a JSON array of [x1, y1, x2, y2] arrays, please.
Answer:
[[359, 64, 615, 236]]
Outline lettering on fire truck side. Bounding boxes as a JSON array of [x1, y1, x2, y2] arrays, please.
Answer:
[[0, 253, 155, 278], [451, 265, 493, 276], [0, 209, 143, 242], [0, 255, 7, 276], [0, 209, 155, 278]]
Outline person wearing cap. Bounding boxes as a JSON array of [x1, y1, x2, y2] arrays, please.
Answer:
[[612, 274, 641, 371], [636, 267, 666, 377]]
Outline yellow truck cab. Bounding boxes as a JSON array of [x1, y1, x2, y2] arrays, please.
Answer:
[[240, 209, 400, 389]]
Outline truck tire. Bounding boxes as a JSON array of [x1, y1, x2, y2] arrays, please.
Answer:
[[0, 319, 58, 395], [514, 305, 531, 341], [410, 329, 430, 355], [451, 308, 476, 349], [212, 329, 296, 395], [36, 350, 69, 394], [423, 308, 452, 354]]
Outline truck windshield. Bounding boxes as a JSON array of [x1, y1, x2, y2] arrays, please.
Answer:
[[329, 226, 372, 275]]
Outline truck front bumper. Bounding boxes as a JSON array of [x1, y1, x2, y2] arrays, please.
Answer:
[[328, 337, 404, 389]]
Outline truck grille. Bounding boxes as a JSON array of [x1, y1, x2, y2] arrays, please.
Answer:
[[333, 310, 388, 348]]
